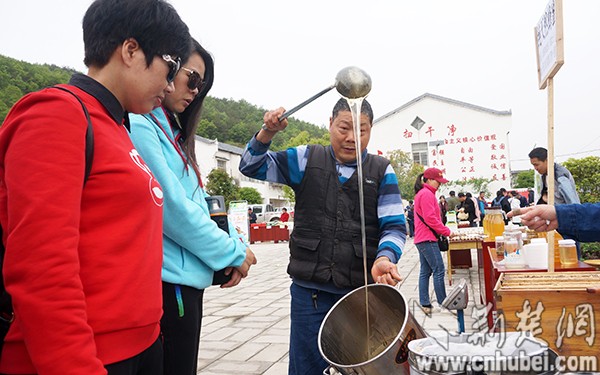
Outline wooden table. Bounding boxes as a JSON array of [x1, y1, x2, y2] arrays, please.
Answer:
[[447, 239, 480, 285], [480, 244, 596, 329]]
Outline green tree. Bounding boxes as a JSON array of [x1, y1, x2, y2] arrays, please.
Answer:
[[205, 168, 239, 207], [282, 130, 330, 149], [562, 156, 600, 204], [238, 187, 262, 204], [197, 119, 218, 140], [386, 149, 424, 200], [1, 54, 74, 123], [282, 185, 296, 205], [513, 170, 534, 189]]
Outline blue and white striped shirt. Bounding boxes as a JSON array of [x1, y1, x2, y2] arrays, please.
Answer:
[[240, 136, 406, 264]]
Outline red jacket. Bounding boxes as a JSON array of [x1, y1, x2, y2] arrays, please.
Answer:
[[0, 79, 164, 374], [414, 184, 451, 244]]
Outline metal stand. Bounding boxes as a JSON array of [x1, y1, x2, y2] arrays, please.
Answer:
[[441, 278, 469, 333]]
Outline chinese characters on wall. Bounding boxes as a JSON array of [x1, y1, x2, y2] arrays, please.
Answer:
[[403, 122, 510, 183]]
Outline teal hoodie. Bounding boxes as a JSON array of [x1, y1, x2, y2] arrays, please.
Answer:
[[129, 107, 246, 289]]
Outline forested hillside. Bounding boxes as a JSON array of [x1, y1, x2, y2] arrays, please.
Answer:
[[0, 55, 75, 121], [0, 55, 328, 150]]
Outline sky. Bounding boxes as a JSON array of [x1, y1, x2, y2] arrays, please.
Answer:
[[2, 0, 599, 171]]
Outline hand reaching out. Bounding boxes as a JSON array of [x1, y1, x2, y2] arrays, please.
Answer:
[[511, 205, 558, 232]]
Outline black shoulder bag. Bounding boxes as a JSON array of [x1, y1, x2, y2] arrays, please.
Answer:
[[416, 212, 449, 252], [0, 86, 94, 354]]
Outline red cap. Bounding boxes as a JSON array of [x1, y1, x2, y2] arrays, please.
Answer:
[[423, 167, 449, 184]]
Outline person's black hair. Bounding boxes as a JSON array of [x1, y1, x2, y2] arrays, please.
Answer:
[[466, 192, 472, 198], [83, 0, 191, 68], [496, 190, 503, 198], [282, 208, 287, 212], [414, 173, 426, 194], [449, 191, 456, 196], [458, 192, 465, 198], [176, 39, 215, 183], [332, 98, 374, 124], [528, 147, 548, 161]]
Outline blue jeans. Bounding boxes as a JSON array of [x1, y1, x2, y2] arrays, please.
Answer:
[[289, 282, 344, 375], [416, 241, 447, 306]]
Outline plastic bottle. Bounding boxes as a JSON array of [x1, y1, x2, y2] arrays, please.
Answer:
[[495, 236, 505, 259]]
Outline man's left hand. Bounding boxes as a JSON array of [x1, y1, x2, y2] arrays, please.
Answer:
[[371, 256, 402, 286]]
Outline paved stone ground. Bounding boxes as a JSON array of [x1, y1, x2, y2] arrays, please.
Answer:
[[197, 237, 483, 374]]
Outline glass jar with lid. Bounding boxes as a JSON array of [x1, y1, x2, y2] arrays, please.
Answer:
[[484, 208, 505, 241], [558, 239, 578, 266]]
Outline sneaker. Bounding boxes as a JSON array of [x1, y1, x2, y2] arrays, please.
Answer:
[[421, 305, 455, 316], [420, 305, 433, 316]]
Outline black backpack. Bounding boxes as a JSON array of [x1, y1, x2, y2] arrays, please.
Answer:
[[0, 86, 94, 354]]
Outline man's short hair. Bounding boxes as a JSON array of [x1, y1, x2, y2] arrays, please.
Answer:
[[449, 191, 456, 196], [83, 0, 191, 68], [457, 192, 465, 198], [332, 98, 373, 124], [528, 147, 548, 161]]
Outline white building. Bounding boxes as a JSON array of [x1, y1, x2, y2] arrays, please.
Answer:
[[194, 135, 289, 208], [370, 93, 513, 195]]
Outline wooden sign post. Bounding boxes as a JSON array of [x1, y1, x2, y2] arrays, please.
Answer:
[[534, 0, 563, 272]]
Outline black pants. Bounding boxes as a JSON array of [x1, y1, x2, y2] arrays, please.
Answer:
[[161, 282, 204, 375], [105, 338, 163, 375]]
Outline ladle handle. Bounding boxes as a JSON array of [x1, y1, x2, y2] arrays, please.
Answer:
[[278, 84, 336, 121]]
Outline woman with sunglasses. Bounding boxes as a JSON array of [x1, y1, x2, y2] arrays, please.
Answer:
[[128, 39, 257, 375]]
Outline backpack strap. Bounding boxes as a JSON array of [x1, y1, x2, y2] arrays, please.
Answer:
[[51, 86, 94, 184]]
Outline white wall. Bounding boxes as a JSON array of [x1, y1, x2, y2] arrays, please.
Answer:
[[370, 94, 513, 195], [194, 136, 288, 207]]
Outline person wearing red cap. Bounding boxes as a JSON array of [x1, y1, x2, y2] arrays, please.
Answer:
[[413, 168, 454, 315]]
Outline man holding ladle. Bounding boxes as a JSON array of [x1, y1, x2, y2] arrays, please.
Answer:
[[240, 97, 407, 375]]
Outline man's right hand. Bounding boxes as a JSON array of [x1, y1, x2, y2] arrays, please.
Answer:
[[256, 108, 289, 143]]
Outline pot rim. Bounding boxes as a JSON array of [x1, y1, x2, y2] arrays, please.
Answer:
[[317, 283, 412, 369]]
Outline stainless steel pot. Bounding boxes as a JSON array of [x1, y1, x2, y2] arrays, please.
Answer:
[[319, 284, 426, 375]]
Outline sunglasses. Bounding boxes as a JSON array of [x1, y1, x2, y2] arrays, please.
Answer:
[[161, 54, 181, 83], [180, 67, 205, 91]]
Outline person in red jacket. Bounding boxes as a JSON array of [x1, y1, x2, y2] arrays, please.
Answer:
[[280, 208, 290, 222], [413, 168, 455, 315], [0, 0, 191, 374]]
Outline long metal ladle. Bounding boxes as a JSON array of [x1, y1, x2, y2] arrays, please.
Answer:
[[278, 66, 372, 121]]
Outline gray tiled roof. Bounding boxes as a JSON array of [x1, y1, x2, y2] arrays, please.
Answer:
[[195, 135, 244, 155], [374, 93, 512, 125]]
